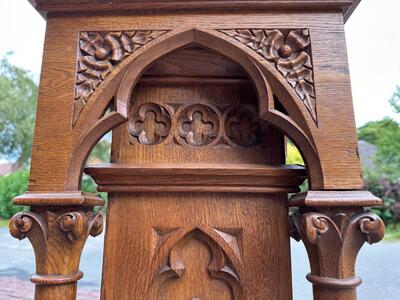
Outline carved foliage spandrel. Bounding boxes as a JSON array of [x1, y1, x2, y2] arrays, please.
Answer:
[[73, 30, 169, 125], [219, 29, 316, 122], [150, 227, 243, 299]]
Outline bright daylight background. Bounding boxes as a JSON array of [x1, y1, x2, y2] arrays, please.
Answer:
[[0, 0, 400, 299]]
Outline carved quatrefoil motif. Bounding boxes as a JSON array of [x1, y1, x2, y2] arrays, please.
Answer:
[[225, 105, 263, 147], [177, 104, 220, 147], [128, 103, 172, 145]]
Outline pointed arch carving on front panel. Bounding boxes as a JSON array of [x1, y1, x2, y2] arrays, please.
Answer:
[[149, 227, 243, 299]]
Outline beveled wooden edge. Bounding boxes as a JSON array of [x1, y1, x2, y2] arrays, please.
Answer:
[[28, 0, 359, 22], [13, 192, 104, 207], [97, 185, 300, 194], [85, 163, 306, 176], [289, 190, 383, 207], [306, 273, 362, 289], [31, 271, 83, 285], [85, 163, 306, 194]]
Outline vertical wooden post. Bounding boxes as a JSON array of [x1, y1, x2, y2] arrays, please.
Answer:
[[290, 191, 385, 300], [8, 193, 103, 300]]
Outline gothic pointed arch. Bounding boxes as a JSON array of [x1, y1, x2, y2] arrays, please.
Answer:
[[66, 28, 323, 190]]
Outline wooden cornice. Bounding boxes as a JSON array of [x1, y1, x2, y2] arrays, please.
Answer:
[[85, 163, 307, 193], [28, 0, 360, 22]]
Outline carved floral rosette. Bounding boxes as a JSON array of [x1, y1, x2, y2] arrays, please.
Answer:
[[219, 28, 316, 122], [73, 30, 169, 125]]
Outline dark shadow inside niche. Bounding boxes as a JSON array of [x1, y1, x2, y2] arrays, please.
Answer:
[[274, 95, 289, 116]]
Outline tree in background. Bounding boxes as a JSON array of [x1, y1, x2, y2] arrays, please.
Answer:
[[359, 86, 400, 225], [0, 54, 38, 167]]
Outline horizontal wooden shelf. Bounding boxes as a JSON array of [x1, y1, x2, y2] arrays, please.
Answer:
[[289, 190, 383, 207], [85, 163, 306, 194]]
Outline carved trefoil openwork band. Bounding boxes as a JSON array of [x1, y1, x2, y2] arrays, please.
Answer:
[[128, 102, 266, 148], [219, 29, 316, 122], [73, 30, 169, 125]]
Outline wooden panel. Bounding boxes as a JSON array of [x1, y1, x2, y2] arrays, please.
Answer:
[[102, 192, 292, 299], [98, 47, 295, 299]]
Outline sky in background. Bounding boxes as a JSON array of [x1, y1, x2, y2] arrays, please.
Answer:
[[0, 0, 399, 126]]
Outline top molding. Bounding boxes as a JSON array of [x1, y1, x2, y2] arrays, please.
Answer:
[[28, 0, 361, 22]]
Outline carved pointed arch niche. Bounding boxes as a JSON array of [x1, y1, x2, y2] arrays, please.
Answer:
[[69, 28, 323, 191], [85, 30, 307, 299]]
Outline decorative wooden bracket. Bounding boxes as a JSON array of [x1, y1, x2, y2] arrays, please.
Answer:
[[289, 204, 385, 300], [9, 206, 103, 299]]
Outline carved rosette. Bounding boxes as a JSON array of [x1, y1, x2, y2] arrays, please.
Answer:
[[290, 210, 385, 289], [128, 102, 172, 145], [73, 30, 169, 125], [225, 104, 263, 147], [9, 210, 103, 285], [219, 29, 316, 122]]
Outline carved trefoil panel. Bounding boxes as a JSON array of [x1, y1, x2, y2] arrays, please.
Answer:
[[149, 227, 243, 299], [73, 30, 169, 125], [128, 102, 267, 148], [219, 29, 316, 123]]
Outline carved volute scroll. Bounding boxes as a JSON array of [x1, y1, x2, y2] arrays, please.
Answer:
[[9, 208, 103, 298], [73, 30, 169, 125], [219, 29, 316, 122], [290, 209, 385, 297]]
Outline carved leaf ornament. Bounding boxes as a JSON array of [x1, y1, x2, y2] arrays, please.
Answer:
[[219, 29, 316, 122], [73, 30, 168, 125], [73, 28, 316, 125]]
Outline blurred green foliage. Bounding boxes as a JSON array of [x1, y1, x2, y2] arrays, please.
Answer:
[[286, 141, 304, 165], [359, 86, 400, 225], [0, 54, 38, 167], [0, 170, 28, 219]]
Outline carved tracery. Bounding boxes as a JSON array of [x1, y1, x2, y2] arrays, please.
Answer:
[[150, 228, 243, 299]]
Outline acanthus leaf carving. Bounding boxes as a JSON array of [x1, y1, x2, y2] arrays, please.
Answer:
[[219, 28, 317, 123], [289, 209, 385, 287], [73, 30, 169, 125], [9, 209, 104, 286]]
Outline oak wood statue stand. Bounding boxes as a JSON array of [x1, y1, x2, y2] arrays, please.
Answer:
[[10, 1, 385, 299]]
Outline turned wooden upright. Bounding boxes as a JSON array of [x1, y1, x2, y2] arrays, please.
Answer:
[[10, 1, 384, 299]]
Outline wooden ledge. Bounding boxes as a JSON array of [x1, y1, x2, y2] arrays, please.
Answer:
[[13, 192, 104, 207], [289, 190, 383, 207], [29, 0, 360, 22], [85, 163, 306, 194]]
